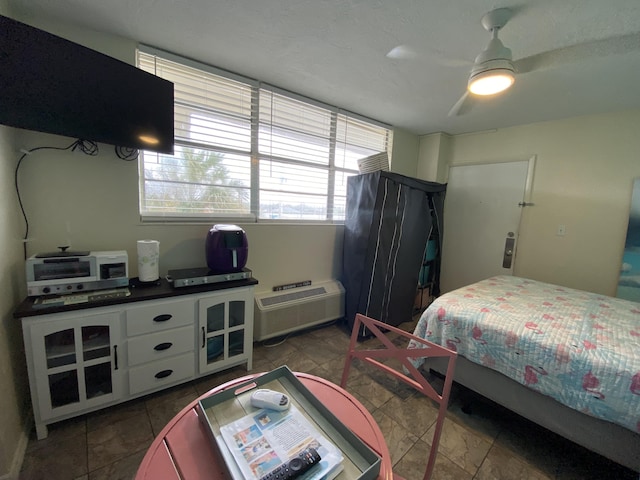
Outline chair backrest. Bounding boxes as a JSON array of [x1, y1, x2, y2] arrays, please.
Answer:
[[340, 313, 457, 480]]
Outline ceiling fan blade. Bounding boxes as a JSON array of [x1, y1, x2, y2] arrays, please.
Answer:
[[386, 45, 471, 67], [514, 31, 640, 74], [386, 45, 418, 59], [448, 92, 476, 116]]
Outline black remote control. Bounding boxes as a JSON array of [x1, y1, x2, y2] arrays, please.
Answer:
[[259, 447, 321, 480]]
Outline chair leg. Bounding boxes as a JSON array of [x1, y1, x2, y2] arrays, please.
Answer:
[[340, 314, 457, 480]]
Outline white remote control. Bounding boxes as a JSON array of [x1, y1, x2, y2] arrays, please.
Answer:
[[250, 389, 291, 411]]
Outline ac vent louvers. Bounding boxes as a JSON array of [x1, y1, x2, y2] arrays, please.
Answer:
[[254, 280, 345, 341], [260, 287, 327, 307]]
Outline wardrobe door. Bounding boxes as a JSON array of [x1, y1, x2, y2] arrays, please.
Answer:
[[342, 171, 380, 330], [359, 177, 432, 327]]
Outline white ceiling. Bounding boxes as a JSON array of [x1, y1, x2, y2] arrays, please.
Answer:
[[10, 0, 640, 136]]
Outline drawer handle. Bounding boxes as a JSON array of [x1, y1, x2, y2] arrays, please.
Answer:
[[154, 342, 173, 351], [153, 314, 172, 323], [155, 369, 173, 379]]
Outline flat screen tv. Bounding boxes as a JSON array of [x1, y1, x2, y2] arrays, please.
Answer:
[[0, 15, 174, 153]]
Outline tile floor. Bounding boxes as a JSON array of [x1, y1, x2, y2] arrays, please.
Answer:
[[18, 318, 639, 480]]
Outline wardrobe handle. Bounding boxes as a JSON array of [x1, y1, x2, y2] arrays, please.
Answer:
[[113, 345, 118, 370], [201, 327, 206, 348], [153, 314, 172, 323], [154, 342, 173, 351], [155, 369, 173, 379]]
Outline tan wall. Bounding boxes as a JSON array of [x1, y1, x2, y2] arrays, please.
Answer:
[[0, 127, 31, 479], [389, 128, 419, 177], [418, 110, 640, 296], [418, 132, 450, 183], [1, 6, 33, 479], [9, 11, 416, 300], [0, 93, 32, 480]]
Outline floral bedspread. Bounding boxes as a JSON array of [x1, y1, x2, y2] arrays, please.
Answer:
[[409, 275, 640, 433]]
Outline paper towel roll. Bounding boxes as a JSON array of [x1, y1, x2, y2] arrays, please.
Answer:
[[137, 240, 160, 282]]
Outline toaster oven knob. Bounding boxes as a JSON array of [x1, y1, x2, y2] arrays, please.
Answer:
[[42, 287, 50, 294], [67, 285, 73, 290], [77, 284, 84, 290]]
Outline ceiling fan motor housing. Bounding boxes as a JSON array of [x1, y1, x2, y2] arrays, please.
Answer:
[[474, 37, 513, 65], [468, 10, 515, 95]]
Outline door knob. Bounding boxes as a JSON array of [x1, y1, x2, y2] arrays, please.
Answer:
[[502, 237, 515, 268]]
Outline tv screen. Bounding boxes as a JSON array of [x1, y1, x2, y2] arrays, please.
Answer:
[[0, 15, 174, 153]]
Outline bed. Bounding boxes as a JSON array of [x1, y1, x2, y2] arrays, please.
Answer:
[[408, 275, 640, 472]]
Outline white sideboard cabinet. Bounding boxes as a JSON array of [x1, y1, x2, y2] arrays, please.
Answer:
[[15, 278, 257, 440]]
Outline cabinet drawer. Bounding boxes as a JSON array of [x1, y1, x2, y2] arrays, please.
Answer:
[[127, 326, 194, 366], [126, 299, 193, 336], [129, 353, 195, 395]]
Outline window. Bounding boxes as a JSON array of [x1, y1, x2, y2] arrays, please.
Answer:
[[137, 47, 393, 223]]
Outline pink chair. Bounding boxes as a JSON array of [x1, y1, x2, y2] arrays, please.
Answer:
[[340, 313, 457, 480]]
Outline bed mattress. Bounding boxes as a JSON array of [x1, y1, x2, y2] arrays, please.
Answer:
[[409, 275, 640, 433]]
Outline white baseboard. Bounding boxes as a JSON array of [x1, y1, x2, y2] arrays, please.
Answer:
[[0, 413, 32, 480]]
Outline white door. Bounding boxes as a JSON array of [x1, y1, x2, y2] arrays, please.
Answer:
[[440, 159, 533, 293]]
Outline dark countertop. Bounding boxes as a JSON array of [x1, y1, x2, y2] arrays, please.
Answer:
[[14, 276, 259, 319]]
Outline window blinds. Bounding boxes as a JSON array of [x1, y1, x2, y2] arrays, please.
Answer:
[[137, 47, 392, 222]]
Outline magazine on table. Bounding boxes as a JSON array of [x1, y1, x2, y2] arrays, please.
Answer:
[[219, 403, 344, 480]]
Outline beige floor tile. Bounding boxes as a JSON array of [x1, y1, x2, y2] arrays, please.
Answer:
[[86, 397, 148, 432], [25, 416, 87, 454], [20, 431, 88, 480], [248, 356, 278, 374], [145, 384, 200, 436], [254, 337, 299, 363], [273, 349, 321, 373], [393, 438, 473, 480], [341, 369, 395, 410], [378, 393, 439, 437], [307, 356, 349, 385], [371, 409, 419, 466], [424, 416, 493, 475], [87, 450, 146, 480], [192, 365, 250, 395], [87, 412, 154, 471]]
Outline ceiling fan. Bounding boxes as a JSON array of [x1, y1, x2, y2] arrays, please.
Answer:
[[447, 7, 640, 117]]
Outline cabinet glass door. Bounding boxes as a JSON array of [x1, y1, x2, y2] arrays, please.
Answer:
[[228, 301, 245, 358], [205, 302, 225, 364], [44, 329, 76, 368], [82, 326, 113, 399], [44, 328, 80, 408], [31, 312, 120, 420], [199, 288, 252, 373]]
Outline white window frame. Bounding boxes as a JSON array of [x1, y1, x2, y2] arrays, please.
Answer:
[[137, 45, 393, 224]]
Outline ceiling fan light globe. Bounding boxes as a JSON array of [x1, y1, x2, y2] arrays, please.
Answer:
[[468, 69, 515, 95]]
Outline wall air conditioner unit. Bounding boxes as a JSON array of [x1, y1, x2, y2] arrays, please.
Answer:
[[254, 280, 345, 341]]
